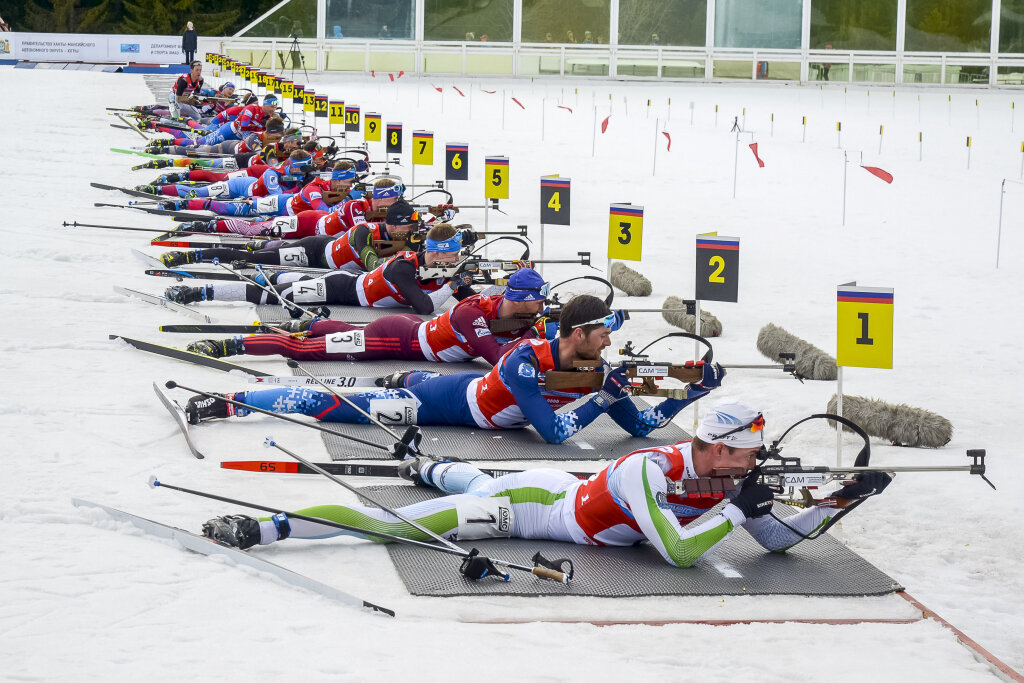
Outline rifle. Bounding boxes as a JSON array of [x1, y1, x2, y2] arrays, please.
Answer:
[[542, 332, 714, 399], [676, 414, 994, 539], [418, 252, 591, 282]]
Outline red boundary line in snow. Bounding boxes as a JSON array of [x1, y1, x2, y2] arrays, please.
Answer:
[[898, 592, 1024, 683], [468, 618, 920, 626]]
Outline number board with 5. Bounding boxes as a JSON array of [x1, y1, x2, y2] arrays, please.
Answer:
[[694, 235, 739, 303]]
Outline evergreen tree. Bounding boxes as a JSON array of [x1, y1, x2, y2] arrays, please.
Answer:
[[119, 0, 240, 36]]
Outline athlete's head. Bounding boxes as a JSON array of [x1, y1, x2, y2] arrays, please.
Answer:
[[502, 267, 548, 316], [558, 294, 612, 360], [283, 150, 313, 177], [280, 127, 303, 150], [328, 159, 357, 194], [690, 400, 765, 475], [190, 60, 202, 79], [423, 223, 462, 266], [262, 116, 285, 143], [371, 178, 403, 210], [219, 82, 236, 98]]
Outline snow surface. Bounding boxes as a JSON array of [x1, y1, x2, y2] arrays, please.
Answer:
[[2, 65, 1022, 681]]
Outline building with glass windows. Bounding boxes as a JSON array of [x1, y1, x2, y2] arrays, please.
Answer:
[[223, 0, 1024, 85]]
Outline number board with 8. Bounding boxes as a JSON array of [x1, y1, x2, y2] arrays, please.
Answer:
[[386, 123, 403, 154]]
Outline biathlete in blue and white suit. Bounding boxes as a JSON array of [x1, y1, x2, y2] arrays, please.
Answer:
[[169, 95, 280, 148], [184, 294, 726, 444]]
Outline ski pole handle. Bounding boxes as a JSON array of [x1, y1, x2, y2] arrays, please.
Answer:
[[530, 566, 569, 583]]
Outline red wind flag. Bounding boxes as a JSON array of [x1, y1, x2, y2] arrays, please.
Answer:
[[749, 143, 765, 168], [861, 166, 894, 184], [433, 85, 443, 93], [482, 89, 496, 94], [557, 105, 573, 113], [388, 73, 395, 82], [512, 97, 525, 110], [601, 115, 610, 133], [452, 86, 465, 97], [397, 70, 405, 78], [371, 70, 375, 77], [662, 131, 672, 151]]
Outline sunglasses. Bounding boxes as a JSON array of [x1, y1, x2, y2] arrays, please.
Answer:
[[709, 414, 765, 440], [570, 312, 615, 330], [510, 282, 550, 297]]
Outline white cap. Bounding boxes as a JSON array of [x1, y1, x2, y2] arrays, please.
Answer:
[[696, 400, 764, 449]]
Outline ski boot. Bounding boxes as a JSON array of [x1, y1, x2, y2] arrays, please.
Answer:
[[164, 284, 210, 304], [133, 184, 159, 194], [376, 370, 416, 389], [201, 514, 262, 549], [397, 456, 438, 488], [187, 337, 243, 359], [158, 199, 187, 211], [159, 250, 202, 267], [153, 172, 185, 185], [179, 219, 215, 234], [277, 319, 314, 333], [184, 392, 231, 424]]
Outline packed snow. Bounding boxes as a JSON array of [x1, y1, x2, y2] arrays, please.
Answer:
[[1, 63, 1022, 680]]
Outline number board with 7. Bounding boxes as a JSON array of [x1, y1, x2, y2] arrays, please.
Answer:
[[540, 176, 570, 225], [412, 131, 434, 166], [446, 143, 468, 181], [695, 236, 739, 303], [836, 286, 893, 369]]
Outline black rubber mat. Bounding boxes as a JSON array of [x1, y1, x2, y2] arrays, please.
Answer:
[[358, 485, 903, 598], [316, 386, 691, 461]]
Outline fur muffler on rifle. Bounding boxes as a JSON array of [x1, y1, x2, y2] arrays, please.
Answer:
[[662, 296, 722, 337], [756, 323, 836, 380], [827, 395, 953, 448], [609, 262, 652, 297]]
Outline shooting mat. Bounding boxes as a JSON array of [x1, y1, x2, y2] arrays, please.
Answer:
[[358, 485, 903, 598], [300, 359, 691, 461]]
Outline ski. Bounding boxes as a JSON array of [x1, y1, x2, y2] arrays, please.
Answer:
[[109, 334, 271, 377], [113, 285, 217, 323], [91, 182, 168, 200], [146, 268, 246, 281], [116, 113, 149, 139], [72, 498, 394, 616], [110, 147, 168, 159], [160, 323, 274, 333], [222, 460, 594, 480], [248, 374, 381, 388], [151, 236, 254, 248], [131, 248, 165, 268], [153, 381, 205, 459], [94, 202, 212, 221]]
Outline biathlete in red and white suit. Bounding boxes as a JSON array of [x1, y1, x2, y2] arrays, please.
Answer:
[[185, 295, 723, 444], [187, 268, 548, 363], [164, 222, 473, 316], [199, 400, 891, 560]]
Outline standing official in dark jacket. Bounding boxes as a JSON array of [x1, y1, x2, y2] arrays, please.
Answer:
[[182, 22, 198, 64]]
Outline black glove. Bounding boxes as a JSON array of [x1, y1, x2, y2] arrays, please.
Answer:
[[459, 549, 507, 581], [833, 471, 892, 500], [449, 271, 474, 291], [728, 470, 775, 519], [694, 361, 726, 390], [595, 365, 631, 407], [458, 228, 479, 246]]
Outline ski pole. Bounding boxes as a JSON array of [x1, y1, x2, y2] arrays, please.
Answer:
[[150, 474, 570, 583], [286, 360, 435, 460], [165, 380, 391, 453], [211, 259, 323, 321], [63, 220, 164, 233]]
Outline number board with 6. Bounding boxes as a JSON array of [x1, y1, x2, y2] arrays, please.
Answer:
[[695, 235, 739, 302], [446, 143, 468, 181]]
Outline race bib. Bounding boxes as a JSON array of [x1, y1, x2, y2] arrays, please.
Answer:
[[227, 169, 247, 179], [253, 195, 279, 214], [291, 276, 327, 303], [368, 398, 418, 425], [206, 181, 229, 198], [272, 216, 298, 237], [278, 246, 309, 267], [324, 330, 365, 354], [221, 158, 239, 171]]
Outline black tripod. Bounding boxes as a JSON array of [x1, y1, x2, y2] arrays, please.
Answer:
[[285, 35, 308, 82]]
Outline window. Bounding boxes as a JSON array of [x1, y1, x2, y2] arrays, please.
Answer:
[[425, 0, 513, 42], [905, 0, 991, 53], [522, 0, 611, 45], [714, 0, 802, 49], [326, 0, 414, 40], [240, 0, 317, 38], [617, 0, 706, 47], [1000, 0, 1024, 53], [810, 0, 897, 51]]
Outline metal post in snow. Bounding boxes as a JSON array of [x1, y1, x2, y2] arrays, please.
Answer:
[[591, 105, 597, 157], [542, 97, 546, 141], [836, 366, 844, 466], [842, 150, 848, 226], [692, 299, 703, 433], [652, 117, 659, 176], [732, 127, 740, 199], [997, 179, 1006, 269]]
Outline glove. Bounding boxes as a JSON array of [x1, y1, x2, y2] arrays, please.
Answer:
[[531, 316, 550, 338], [728, 470, 775, 519], [457, 227, 479, 246], [594, 365, 631, 408], [459, 549, 507, 581], [355, 159, 369, 173], [609, 310, 628, 332], [514, 260, 534, 270], [449, 271, 474, 291], [832, 471, 892, 500], [690, 361, 726, 390]]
